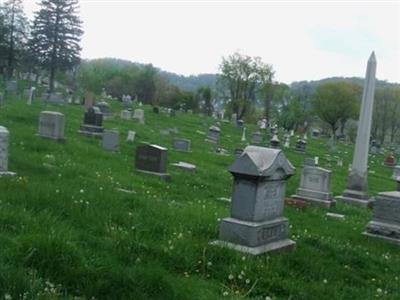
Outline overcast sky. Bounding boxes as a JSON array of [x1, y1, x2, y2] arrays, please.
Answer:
[[23, 0, 400, 84]]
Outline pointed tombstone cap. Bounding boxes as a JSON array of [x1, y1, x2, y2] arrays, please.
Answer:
[[228, 145, 295, 178]]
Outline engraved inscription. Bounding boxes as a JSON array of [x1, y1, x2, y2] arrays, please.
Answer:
[[256, 224, 286, 243]]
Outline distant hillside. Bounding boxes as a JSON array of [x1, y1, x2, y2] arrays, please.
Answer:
[[159, 72, 218, 92], [290, 77, 399, 95]]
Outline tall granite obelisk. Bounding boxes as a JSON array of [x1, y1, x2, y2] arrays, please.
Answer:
[[337, 52, 377, 208]]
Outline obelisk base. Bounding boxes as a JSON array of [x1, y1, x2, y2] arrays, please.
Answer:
[[337, 171, 374, 208]]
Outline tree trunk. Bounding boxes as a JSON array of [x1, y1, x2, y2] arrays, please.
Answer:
[[49, 4, 61, 93], [6, 2, 15, 80]]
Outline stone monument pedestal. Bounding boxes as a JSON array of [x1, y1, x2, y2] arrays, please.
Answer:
[[363, 191, 400, 245], [211, 217, 295, 255], [336, 172, 374, 208], [211, 146, 296, 255]]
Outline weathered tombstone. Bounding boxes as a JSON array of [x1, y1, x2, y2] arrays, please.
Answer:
[[392, 166, 400, 191], [173, 138, 191, 152], [211, 146, 296, 255], [120, 110, 132, 120], [295, 139, 307, 153], [337, 52, 377, 208], [38, 111, 65, 141], [260, 118, 267, 129], [84, 92, 95, 110], [102, 130, 120, 152], [231, 113, 237, 124], [5, 81, 17, 95], [283, 136, 290, 148], [78, 107, 104, 137], [292, 166, 335, 208], [370, 140, 378, 154], [234, 148, 244, 157], [122, 95, 133, 109], [337, 158, 344, 167], [132, 109, 145, 124], [236, 120, 244, 128], [126, 131, 136, 142], [207, 126, 221, 144], [311, 129, 320, 138], [135, 143, 170, 180], [96, 101, 112, 118], [27, 87, 36, 105], [270, 134, 280, 149], [241, 127, 246, 142], [304, 158, 315, 167], [384, 154, 396, 167], [363, 191, 400, 245], [47, 92, 65, 104], [252, 131, 263, 145], [314, 156, 319, 165], [0, 126, 16, 176]]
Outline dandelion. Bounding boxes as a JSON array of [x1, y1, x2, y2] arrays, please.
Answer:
[[265, 297, 272, 300], [207, 261, 212, 267], [377, 288, 382, 293], [323, 279, 328, 284], [223, 291, 229, 297], [245, 279, 251, 284], [80, 189, 84, 193], [228, 274, 234, 280]]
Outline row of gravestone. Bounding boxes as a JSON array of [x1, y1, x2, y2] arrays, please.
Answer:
[[1, 112, 399, 256]]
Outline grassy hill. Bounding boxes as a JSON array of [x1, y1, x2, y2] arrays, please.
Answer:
[[0, 86, 399, 299]]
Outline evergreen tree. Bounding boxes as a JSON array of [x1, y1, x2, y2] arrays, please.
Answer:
[[30, 0, 83, 92], [0, 0, 28, 79]]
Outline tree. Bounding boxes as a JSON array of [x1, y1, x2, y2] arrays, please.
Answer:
[[0, 0, 28, 79], [218, 52, 274, 119], [29, 0, 83, 92], [196, 86, 213, 116], [312, 82, 359, 140]]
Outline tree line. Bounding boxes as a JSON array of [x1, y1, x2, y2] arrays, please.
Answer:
[[218, 52, 400, 144]]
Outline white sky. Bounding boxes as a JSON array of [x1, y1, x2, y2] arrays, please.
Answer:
[[22, 0, 400, 84]]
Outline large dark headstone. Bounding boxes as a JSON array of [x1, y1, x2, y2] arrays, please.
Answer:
[[135, 143, 170, 180], [79, 107, 104, 137]]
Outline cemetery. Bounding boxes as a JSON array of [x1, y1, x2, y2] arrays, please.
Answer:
[[0, 1, 398, 299]]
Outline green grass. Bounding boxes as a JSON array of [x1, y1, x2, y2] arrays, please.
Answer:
[[0, 90, 399, 299]]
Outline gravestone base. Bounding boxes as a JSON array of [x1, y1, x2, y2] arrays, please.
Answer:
[[211, 217, 295, 256], [36, 133, 66, 142], [363, 220, 400, 245], [78, 124, 104, 138], [136, 168, 171, 181], [292, 188, 335, 208], [210, 239, 295, 256], [0, 171, 16, 177], [336, 189, 374, 208]]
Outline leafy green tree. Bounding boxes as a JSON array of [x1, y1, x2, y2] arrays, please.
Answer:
[[196, 86, 213, 116], [312, 82, 359, 139], [0, 0, 28, 79], [29, 0, 83, 92], [219, 52, 274, 119]]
